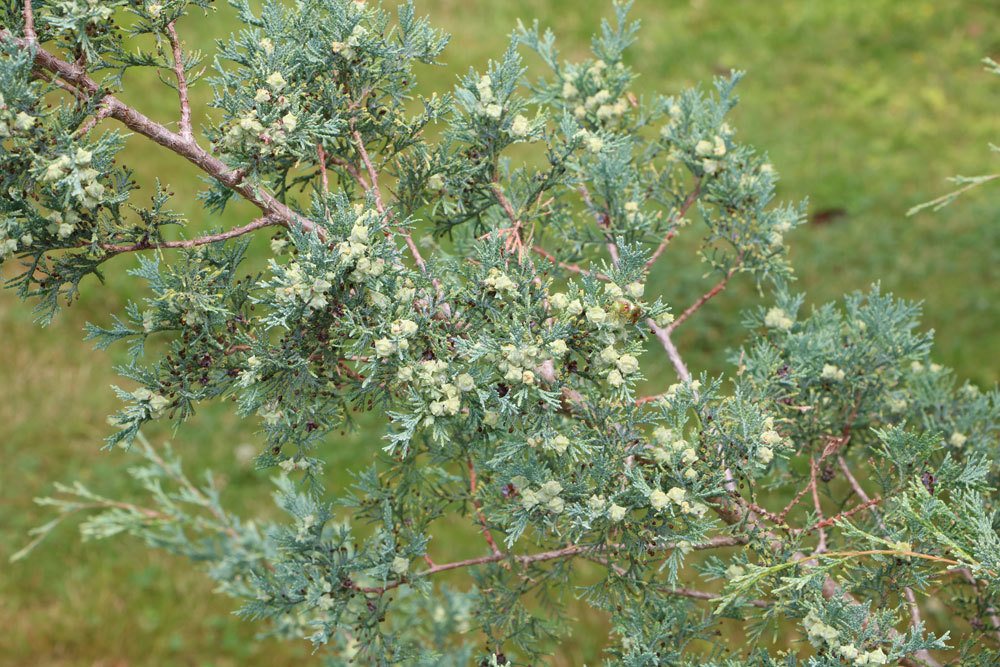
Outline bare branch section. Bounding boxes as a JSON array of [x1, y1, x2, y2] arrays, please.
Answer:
[[22, 0, 36, 43], [467, 457, 502, 557], [165, 22, 193, 141], [530, 245, 609, 281], [645, 179, 701, 269], [666, 265, 737, 335], [351, 128, 427, 271], [97, 214, 283, 255], [647, 317, 691, 381], [361, 534, 745, 595]]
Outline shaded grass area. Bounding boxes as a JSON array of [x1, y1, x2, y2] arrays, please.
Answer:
[[1, 1, 997, 664]]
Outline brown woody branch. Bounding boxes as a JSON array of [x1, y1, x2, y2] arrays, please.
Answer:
[[4, 32, 317, 237], [467, 457, 502, 557], [327, 153, 369, 190], [22, 0, 36, 43], [645, 179, 701, 269], [75, 97, 114, 137], [491, 179, 524, 257], [351, 127, 427, 272], [359, 535, 745, 595], [810, 456, 828, 553], [165, 22, 193, 141], [665, 265, 737, 335], [800, 495, 883, 535], [646, 317, 691, 381], [530, 245, 609, 281], [316, 144, 330, 194], [97, 214, 283, 255]]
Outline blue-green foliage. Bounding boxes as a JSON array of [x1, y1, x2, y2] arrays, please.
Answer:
[[3, 1, 998, 665]]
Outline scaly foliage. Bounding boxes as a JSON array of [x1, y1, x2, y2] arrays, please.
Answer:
[[2, 1, 998, 665]]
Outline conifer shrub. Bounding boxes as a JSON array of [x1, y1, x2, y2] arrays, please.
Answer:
[[2, 2, 998, 664]]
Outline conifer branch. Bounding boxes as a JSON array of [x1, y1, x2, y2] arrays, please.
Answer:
[[4, 32, 317, 236]]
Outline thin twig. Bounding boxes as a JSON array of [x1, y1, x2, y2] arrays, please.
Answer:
[[801, 495, 883, 534], [491, 180, 524, 257], [578, 185, 620, 266], [351, 127, 427, 272], [666, 266, 736, 334], [654, 585, 771, 609], [351, 128, 386, 212], [74, 97, 114, 138], [96, 214, 283, 254], [359, 535, 745, 595], [810, 457, 828, 554], [645, 179, 701, 269], [468, 457, 501, 556], [777, 480, 815, 524], [328, 154, 369, 189], [530, 245, 609, 281], [904, 587, 923, 635], [589, 552, 771, 609], [316, 143, 330, 194], [838, 455, 876, 509], [646, 318, 691, 381], [165, 22, 193, 141], [733, 496, 785, 527]]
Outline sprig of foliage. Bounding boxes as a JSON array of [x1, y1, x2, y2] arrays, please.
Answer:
[[907, 57, 999, 216]]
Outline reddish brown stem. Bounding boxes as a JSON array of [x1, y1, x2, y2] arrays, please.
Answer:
[[316, 143, 330, 194], [802, 495, 883, 534], [645, 180, 701, 269], [351, 127, 427, 272], [22, 0, 36, 43], [327, 154, 369, 189], [97, 214, 282, 254], [666, 266, 736, 334], [468, 457, 502, 556], [531, 245, 609, 281], [810, 457, 828, 553], [647, 317, 690, 381], [578, 185, 620, 266], [5, 33, 317, 237], [491, 180, 523, 257], [75, 98, 114, 137], [359, 535, 744, 595], [777, 480, 814, 524], [734, 496, 785, 527], [165, 22, 193, 141]]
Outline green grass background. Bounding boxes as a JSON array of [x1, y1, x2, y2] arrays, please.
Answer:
[[1, 1, 998, 665]]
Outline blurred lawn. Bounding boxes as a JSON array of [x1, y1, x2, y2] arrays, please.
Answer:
[[2, 1, 998, 665]]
